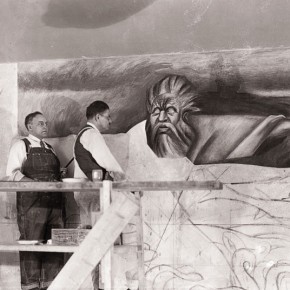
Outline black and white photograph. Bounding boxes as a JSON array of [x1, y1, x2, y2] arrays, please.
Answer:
[[2, 1, 290, 289]]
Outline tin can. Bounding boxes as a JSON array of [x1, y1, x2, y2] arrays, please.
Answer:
[[92, 169, 103, 181]]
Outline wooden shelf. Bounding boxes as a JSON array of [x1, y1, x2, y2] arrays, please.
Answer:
[[114, 180, 223, 191], [0, 243, 78, 252], [0, 243, 136, 253], [0, 180, 222, 192]]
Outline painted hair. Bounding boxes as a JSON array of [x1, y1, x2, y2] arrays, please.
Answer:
[[146, 74, 201, 115], [24, 111, 43, 130], [86, 101, 109, 119]]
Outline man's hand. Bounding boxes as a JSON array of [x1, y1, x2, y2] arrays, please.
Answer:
[[20, 176, 34, 182], [113, 172, 127, 181], [60, 168, 68, 179]]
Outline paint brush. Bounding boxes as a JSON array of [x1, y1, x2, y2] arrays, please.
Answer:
[[64, 157, 74, 168]]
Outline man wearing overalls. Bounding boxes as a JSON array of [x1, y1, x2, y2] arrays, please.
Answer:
[[6, 111, 64, 290]]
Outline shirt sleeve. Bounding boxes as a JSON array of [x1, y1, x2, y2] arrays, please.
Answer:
[[6, 140, 26, 181], [80, 129, 124, 173]]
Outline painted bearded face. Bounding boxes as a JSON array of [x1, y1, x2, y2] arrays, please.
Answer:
[[146, 94, 195, 158]]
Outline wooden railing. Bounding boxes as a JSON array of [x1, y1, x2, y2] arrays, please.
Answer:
[[0, 180, 223, 290], [0, 180, 222, 192]]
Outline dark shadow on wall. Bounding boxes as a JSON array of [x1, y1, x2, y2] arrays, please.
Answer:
[[41, 96, 85, 137], [18, 59, 173, 92], [18, 59, 173, 136], [42, 0, 157, 29], [18, 96, 85, 138], [198, 55, 290, 116]]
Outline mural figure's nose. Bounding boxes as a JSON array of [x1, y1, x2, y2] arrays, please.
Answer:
[[158, 110, 167, 122]]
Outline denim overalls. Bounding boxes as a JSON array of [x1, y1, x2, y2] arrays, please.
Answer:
[[17, 138, 64, 290]]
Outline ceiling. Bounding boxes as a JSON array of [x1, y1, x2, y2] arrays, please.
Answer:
[[1, 0, 290, 63]]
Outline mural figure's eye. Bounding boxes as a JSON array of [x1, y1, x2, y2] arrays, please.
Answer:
[[152, 108, 161, 115], [166, 107, 177, 115]]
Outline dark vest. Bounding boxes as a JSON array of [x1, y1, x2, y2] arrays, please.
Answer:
[[74, 125, 110, 181]]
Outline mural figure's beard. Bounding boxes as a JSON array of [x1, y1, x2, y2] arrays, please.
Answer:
[[146, 120, 195, 158]]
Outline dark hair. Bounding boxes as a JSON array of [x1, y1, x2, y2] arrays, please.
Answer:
[[24, 111, 43, 130], [86, 101, 109, 120]]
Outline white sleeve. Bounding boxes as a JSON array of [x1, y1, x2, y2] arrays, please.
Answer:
[[81, 130, 124, 173], [6, 140, 26, 181]]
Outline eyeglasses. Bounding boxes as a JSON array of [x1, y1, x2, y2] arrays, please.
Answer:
[[99, 114, 111, 121]]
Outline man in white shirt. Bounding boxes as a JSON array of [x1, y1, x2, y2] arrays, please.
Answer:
[[6, 112, 64, 290], [73, 101, 126, 289], [74, 100, 125, 225], [74, 101, 124, 182]]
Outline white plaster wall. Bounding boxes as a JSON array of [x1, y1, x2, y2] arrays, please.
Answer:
[[2, 0, 290, 63], [0, 63, 21, 289], [0, 63, 18, 175]]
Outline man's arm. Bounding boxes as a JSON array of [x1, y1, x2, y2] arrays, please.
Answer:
[[81, 130, 125, 176], [111, 171, 126, 181], [6, 139, 33, 181]]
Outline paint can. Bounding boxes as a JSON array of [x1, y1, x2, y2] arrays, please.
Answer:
[[92, 169, 103, 181]]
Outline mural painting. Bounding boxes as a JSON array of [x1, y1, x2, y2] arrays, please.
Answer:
[[145, 74, 290, 167], [14, 48, 290, 289], [18, 49, 290, 168]]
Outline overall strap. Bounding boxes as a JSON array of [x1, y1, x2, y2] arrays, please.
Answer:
[[42, 141, 53, 150], [77, 124, 94, 139], [22, 138, 31, 154]]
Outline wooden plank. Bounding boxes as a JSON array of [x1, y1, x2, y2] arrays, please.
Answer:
[[0, 180, 222, 192], [48, 191, 139, 290], [100, 180, 113, 290], [0, 181, 103, 192], [136, 191, 146, 290], [0, 243, 136, 254], [0, 243, 78, 252], [113, 180, 223, 191]]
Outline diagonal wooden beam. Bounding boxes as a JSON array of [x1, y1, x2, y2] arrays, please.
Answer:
[[48, 190, 139, 290], [136, 191, 146, 290], [100, 180, 113, 290]]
